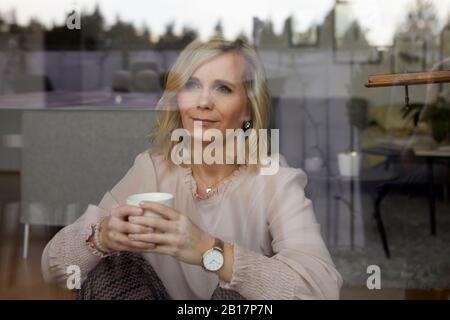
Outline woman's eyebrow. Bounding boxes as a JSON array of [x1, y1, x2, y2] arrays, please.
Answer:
[[187, 76, 200, 82], [213, 79, 237, 88]]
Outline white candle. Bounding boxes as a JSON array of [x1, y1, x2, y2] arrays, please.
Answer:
[[305, 156, 323, 172], [338, 151, 361, 177]]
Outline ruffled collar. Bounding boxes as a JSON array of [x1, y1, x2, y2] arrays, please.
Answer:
[[181, 165, 248, 201]]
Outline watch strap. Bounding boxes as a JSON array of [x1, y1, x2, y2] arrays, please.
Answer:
[[213, 238, 225, 252]]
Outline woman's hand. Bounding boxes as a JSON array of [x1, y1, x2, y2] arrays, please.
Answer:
[[127, 201, 215, 266], [99, 205, 157, 252]]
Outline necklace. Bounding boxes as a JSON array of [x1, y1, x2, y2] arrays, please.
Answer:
[[192, 166, 239, 195]]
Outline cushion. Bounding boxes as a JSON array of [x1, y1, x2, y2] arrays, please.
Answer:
[[368, 104, 414, 132]]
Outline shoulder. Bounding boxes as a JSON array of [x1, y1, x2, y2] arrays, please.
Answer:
[[254, 153, 308, 190], [133, 148, 166, 168], [258, 154, 307, 184], [125, 149, 172, 192], [133, 148, 177, 179]]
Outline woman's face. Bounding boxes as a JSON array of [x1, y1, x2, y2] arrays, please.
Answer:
[[177, 52, 251, 140]]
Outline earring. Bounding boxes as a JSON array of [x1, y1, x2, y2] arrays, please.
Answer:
[[242, 120, 252, 131]]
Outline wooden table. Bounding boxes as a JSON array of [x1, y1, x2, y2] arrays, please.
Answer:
[[363, 145, 450, 234], [365, 70, 450, 114], [365, 70, 450, 88]]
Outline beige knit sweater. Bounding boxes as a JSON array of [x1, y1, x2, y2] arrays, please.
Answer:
[[41, 149, 343, 299]]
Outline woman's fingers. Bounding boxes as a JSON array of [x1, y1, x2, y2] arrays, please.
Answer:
[[101, 206, 161, 253], [128, 232, 175, 245], [138, 201, 179, 220], [111, 219, 154, 234], [111, 205, 143, 220], [111, 232, 156, 250], [128, 216, 176, 233]]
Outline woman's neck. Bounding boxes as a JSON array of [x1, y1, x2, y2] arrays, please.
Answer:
[[185, 140, 239, 186], [191, 163, 239, 187]]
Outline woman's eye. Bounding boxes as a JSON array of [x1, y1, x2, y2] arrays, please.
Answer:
[[216, 85, 232, 94], [184, 80, 200, 90]]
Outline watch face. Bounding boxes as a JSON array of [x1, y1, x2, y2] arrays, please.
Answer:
[[203, 249, 224, 272]]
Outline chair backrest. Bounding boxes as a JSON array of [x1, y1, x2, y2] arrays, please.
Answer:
[[20, 109, 157, 226], [11, 74, 53, 93], [133, 70, 162, 93], [131, 61, 159, 76], [0, 109, 22, 171]]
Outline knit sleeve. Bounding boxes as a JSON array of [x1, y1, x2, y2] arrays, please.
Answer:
[[41, 193, 117, 287], [219, 169, 343, 299]]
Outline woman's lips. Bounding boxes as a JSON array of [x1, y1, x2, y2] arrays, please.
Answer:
[[192, 118, 219, 126]]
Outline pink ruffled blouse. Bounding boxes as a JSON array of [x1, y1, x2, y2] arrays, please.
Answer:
[[41, 149, 342, 299]]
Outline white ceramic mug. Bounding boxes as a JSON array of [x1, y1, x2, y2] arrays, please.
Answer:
[[126, 192, 174, 218]]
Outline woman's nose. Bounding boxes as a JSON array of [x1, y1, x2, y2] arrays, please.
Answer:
[[197, 90, 213, 110]]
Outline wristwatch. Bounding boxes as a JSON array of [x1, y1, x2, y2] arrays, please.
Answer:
[[201, 238, 225, 272]]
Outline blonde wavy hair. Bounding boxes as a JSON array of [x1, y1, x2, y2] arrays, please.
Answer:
[[149, 36, 272, 169]]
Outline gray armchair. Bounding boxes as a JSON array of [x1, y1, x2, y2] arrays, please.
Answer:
[[20, 109, 158, 258]]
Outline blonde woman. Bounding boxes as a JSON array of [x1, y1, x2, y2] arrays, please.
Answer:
[[41, 37, 342, 300]]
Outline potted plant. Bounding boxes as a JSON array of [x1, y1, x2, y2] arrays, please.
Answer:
[[402, 96, 450, 144]]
